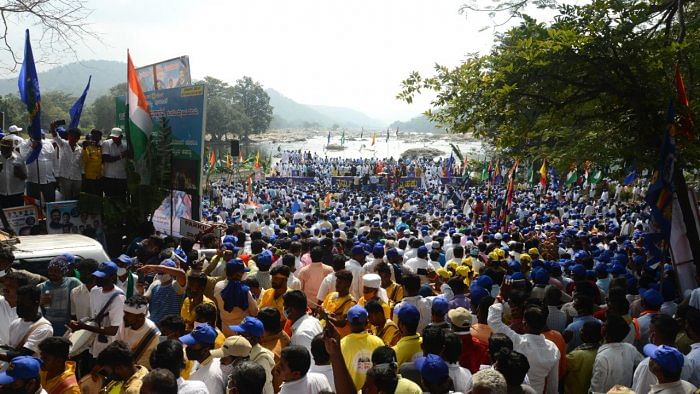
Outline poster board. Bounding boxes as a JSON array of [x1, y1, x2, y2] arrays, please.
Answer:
[[3, 205, 38, 235], [45, 200, 107, 247], [180, 218, 224, 239], [152, 191, 192, 236], [136, 56, 191, 91], [117, 84, 206, 220]]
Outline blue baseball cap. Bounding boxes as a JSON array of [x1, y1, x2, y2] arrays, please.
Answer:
[[431, 297, 449, 316], [643, 344, 684, 375], [179, 324, 217, 346], [475, 275, 493, 291], [416, 354, 450, 384], [114, 254, 134, 266], [160, 259, 177, 268], [397, 304, 420, 325], [571, 264, 586, 277], [386, 248, 400, 259], [610, 264, 627, 275], [533, 268, 550, 285], [230, 317, 264, 338], [417, 246, 429, 256], [92, 261, 118, 278], [227, 258, 250, 273], [470, 286, 490, 306], [641, 288, 663, 309], [347, 305, 368, 324], [372, 245, 384, 255], [351, 245, 367, 256], [0, 356, 41, 384]]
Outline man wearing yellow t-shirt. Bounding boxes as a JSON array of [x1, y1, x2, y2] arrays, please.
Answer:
[[258, 265, 291, 325], [377, 263, 403, 312], [180, 273, 216, 331], [392, 304, 423, 367], [366, 299, 400, 346], [38, 337, 80, 394], [320, 270, 356, 338], [340, 305, 384, 390]]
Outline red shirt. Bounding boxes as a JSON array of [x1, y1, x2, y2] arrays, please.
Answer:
[[457, 332, 489, 374]]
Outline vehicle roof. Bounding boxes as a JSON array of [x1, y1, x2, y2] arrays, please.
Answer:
[[13, 234, 106, 257]]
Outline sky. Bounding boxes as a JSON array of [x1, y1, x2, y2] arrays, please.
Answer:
[[3, 0, 506, 123]]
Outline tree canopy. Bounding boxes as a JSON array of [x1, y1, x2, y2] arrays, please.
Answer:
[[399, 0, 699, 170]]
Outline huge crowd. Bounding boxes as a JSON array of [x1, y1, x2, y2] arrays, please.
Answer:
[[0, 148, 698, 394]]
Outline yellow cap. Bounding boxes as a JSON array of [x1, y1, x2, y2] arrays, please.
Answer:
[[436, 268, 452, 279], [528, 248, 539, 256], [496, 248, 505, 258], [488, 251, 500, 261], [456, 265, 471, 277], [446, 261, 458, 270], [462, 257, 473, 267], [520, 253, 532, 263]]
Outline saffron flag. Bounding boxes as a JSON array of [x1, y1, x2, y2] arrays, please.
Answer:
[[17, 29, 42, 164], [127, 51, 152, 161], [208, 150, 216, 168], [675, 66, 694, 139], [255, 151, 260, 169], [539, 159, 547, 188], [226, 154, 232, 169], [69, 76, 91, 129]]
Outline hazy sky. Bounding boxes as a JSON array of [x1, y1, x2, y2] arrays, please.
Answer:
[[5, 0, 504, 123]]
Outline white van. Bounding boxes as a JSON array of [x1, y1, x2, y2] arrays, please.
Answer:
[[11, 234, 110, 277]]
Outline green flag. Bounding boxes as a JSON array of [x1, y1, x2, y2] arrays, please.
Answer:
[[566, 170, 577, 186], [526, 162, 535, 184], [481, 163, 488, 181], [341, 130, 345, 146], [590, 170, 602, 184]]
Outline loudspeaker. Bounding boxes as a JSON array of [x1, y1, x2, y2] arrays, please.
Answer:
[[230, 140, 240, 157]]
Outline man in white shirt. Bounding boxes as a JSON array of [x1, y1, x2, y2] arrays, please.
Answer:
[[392, 274, 431, 333], [116, 295, 160, 368], [180, 324, 225, 394], [67, 261, 125, 358], [101, 127, 128, 199], [0, 285, 53, 360], [5, 125, 25, 149], [405, 246, 432, 284], [283, 290, 322, 351], [20, 135, 57, 203], [278, 345, 332, 394], [488, 301, 559, 394], [0, 137, 27, 208], [51, 125, 82, 200], [643, 344, 697, 394], [150, 339, 208, 394], [590, 314, 644, 393], [345, 245, 367, 301], [70, 258, 98, 321]]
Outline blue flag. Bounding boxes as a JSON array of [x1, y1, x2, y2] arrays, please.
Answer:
[[549, 167, 559, 190], [645, 100, 676, 240], [69, 76, 91, 129], [447, 153, 454, 178], [623, 165, 637, 186], [17, 29, 41, 164]]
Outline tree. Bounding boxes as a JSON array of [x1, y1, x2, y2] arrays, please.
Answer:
[[231, 76, 273, 139], [201, 77, 249, 143], [0, 94, 25, 128], [0, 0, 97, 72], [90, 83, 128, 131], [399, 0, 700, 169]]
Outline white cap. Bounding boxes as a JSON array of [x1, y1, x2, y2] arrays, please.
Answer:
[[362, 273, 381, 288], [494, 232, 503, 240], [109, 127, 123, 137], [8, 125, 22, 133]]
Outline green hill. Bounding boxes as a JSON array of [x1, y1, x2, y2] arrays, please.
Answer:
[[389, 115, 443, 133], [0, 60, 124, 102]]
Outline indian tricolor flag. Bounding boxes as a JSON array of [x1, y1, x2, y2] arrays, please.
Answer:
[[127, 51, 152, 161]]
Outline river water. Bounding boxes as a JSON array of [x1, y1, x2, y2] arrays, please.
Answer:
[[244, 131, 486, 161]]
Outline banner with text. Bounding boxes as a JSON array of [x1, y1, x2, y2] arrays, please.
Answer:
[[117, 84, 206, 219], [266, 177, 317, 185], [152, 190, 193, 236], [3, 205, 38, 236]]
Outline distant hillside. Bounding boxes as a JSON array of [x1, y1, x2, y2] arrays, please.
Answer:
[[266, 88, 381, 129], [0, 60, 124, 102], [0, 61, 384, 129], [310, 105, 382, 128], [390, 115, 444, 133]]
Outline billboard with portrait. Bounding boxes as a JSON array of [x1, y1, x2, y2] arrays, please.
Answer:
[[136, 56, 191, 91], [45, 200, 107, 247]]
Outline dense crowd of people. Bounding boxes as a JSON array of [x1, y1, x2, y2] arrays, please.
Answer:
[[0, 123, 129, 208], [0, 149, 698, 394]]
